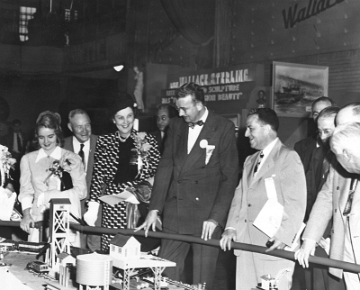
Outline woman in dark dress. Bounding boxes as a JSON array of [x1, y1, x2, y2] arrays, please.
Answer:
[[84, 97, 160, 252]]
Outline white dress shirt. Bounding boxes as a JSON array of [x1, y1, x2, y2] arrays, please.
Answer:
[[254, 137, 279, 175], [187, 108, 209, 154], [72, 137, 90, 171]]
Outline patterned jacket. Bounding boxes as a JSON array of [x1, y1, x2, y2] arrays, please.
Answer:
[[89, 130, 160, 202]]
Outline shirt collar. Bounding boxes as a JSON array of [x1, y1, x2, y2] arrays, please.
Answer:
[[73, 136, 90, 147], [35, 146, 62, 163], [200, 107, 209, 123], [262, 137, 278, 157]]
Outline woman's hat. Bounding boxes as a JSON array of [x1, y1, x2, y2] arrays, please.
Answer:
[[110, 92, 137, 117]]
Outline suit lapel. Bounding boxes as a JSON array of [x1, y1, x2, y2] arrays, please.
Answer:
[[251, 139, 281, 185], [244, 153, 258, 187], [174, 121, 188, 171], [87, 135, 96, 172]]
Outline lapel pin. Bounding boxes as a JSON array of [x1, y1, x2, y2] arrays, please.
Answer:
[[200, 139, 208, 148]]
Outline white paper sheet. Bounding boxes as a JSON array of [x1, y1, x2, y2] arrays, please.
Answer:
[[253, 176, 284, 238], [99, 190, 139, 207]]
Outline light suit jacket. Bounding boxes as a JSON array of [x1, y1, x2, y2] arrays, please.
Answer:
[[303, 160, 360, 278], [149, 112, 239, 235], [226, 139, 306, 254]]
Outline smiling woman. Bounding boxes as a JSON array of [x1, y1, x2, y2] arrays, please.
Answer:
[[84, 94, 161, 252], [18, 111, 87, 245]]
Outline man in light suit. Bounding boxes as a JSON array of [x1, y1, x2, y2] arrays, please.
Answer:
[[296, 103, 360, 290], [220, 108, 306, 290], [138, 82, 239, 290], [63, 109, 99, 250]]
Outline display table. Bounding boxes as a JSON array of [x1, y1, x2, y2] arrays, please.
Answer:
[[2, 252, 76, 290]]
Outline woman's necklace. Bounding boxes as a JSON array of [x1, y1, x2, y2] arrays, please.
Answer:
[[118, 131, 131, 142]]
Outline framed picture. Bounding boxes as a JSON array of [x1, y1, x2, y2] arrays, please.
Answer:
[[271, 62, 329, 117]]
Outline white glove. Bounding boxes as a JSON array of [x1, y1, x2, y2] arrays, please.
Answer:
[[84, 202, 100, 226]]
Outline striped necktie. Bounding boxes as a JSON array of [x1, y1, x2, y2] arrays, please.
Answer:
[[78, 143, 85, 166], [343, 178, 358, 216], [254, 151, 264, 175]]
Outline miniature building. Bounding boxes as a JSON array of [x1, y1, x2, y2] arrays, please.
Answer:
[[47, 198, 71, 271], [109, 235, 140, 260], [57, 252, 76, 288]]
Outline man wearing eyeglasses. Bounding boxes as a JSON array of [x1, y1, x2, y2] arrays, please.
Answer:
[[137, 82, 239, 290], [294, 96, 334, 173]]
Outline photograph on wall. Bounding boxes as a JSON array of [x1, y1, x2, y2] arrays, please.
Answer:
[[272, 62, 329, 117]]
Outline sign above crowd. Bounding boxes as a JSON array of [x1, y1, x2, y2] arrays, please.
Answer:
[[162, 64, 264, 115]]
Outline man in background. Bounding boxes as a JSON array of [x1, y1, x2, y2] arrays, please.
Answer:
[[294, 96, 334, 173], [296, 102, 360, 290], [6, 119, 27, 191], [151, 104, 178, 155], [304, 106, 345, 290], [64, 109, 99, 250], [221, 108, 306, 290]]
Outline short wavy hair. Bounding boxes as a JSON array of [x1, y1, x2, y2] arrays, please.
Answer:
[[177, 82, 205, 104], [248, 108, 279, 132], [34, 111, 63, 149]]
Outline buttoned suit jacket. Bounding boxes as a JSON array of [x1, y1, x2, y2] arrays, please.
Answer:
[[149, 112, 239, 235], [303, 160, 360, 278], [63, 134, 97, 198], [226, 139, 306, 254]]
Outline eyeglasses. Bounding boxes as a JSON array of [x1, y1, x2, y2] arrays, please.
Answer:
[[175, 104, 196, 114]]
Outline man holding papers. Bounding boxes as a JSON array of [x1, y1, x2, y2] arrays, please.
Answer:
[[220, 108, 306, 290]]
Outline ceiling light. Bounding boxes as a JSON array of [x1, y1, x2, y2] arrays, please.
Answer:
[[113, 65, 124, 72]]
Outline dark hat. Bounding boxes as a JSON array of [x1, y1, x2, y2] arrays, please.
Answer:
[[110, 92, 137, 117]]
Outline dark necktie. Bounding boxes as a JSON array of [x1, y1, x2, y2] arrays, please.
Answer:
[[254, 151, 264, 175], [343, 178, 358, 216], [78, 143, 85, 165], [188, 120, 204, 129]]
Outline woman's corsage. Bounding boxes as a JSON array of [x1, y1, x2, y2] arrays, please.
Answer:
[[0, 145, 16, 220], [135, 132, 152, 158], [43, 154, 75, 190], [0, 144, 16, 188]]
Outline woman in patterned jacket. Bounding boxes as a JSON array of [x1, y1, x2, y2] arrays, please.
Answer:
[[84, 95, 160, 252]]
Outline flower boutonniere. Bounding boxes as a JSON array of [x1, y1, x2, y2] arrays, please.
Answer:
[[0, 145, 16, 188], [135, 132, 152, 158], [200, 139, 215, 165]]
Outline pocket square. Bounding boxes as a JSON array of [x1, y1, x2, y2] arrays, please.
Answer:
[[205, 145, 215, 165]]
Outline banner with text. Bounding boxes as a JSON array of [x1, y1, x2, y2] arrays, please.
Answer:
[[162, 64, 264, 115]]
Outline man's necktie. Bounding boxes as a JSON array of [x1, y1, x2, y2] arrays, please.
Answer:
[[254, 151, 264, 175], [78, 143, 85, 165], [188, 120, 204, 129], [343, 178, 358, 216]]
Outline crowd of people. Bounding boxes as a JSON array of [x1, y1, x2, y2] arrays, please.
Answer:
[[1, 82, 360, 290]]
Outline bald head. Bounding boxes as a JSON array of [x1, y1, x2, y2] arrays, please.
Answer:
[[331, 122, 360, 174], [336, 103, 360, 126]]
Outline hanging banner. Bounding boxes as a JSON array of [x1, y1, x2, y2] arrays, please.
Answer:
[[161, 64, 264, 115]]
